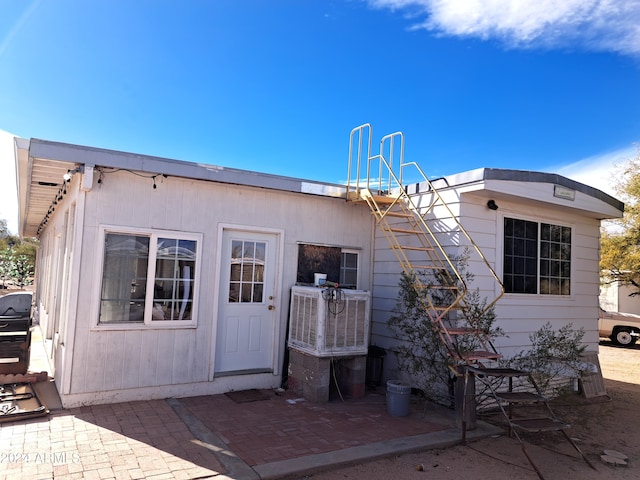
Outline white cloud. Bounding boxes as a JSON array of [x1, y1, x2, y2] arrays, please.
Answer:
[[367, 0, 640, 56], [548, 145, 637, 198], [0, 130, 19, 235]]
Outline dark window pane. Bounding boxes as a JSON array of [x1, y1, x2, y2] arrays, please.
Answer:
[[503, 218, 538, 294], [253, 284, 264, 303], [503, 276, 513, 292], [540, 223, 550, 240], [241, 283, 252, 303], [540, 260, 549, 276], [504, 218, 513, 236], [504, 256, 513, 273], [539, 223, 571, 295], [514, 257, 524, 274], [524, 276, 537, 294], [540, 242, 549, 258], [229, 283, 240, 303]]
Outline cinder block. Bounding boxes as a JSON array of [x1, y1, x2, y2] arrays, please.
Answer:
[[288, 348, 331, 402]]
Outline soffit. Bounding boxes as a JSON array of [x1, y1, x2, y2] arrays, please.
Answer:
[[20, 154, 77, 237]]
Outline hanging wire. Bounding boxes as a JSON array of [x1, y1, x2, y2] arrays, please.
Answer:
[[322, 286, 345, 315], [37, 166, 169, 236]]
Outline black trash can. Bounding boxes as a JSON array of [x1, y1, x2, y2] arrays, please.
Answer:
[[366, 345, 386, 388]]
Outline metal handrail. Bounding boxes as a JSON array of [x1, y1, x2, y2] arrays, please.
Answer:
[[347, 123, 504, 325], [400, 160, 505, 310]]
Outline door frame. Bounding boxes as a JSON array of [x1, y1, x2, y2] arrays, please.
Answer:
[[210, 223, 285, 381]]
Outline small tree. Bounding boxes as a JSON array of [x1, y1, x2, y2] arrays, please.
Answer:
[[508, 322, 587, 395], [389, 252, 503, 406], [12, 255, 34, 288], [0, 250, 13, 289], [0, 218, 38, 289], [600, 149, 640, 295]]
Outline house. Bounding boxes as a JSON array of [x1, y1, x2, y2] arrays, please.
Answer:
[[14, 130, 624, 407]]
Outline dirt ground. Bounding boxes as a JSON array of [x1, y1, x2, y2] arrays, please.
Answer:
[[309, 341, 640, 480]]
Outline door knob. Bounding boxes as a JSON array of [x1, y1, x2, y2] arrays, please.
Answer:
[[268, 305, 275, 310]]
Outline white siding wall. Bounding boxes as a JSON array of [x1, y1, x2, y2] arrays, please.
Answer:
[[370, 186, 603, 381], [54, 171, 373, 405], [34, 183, 83, 387], [486, 193, 602, 356]]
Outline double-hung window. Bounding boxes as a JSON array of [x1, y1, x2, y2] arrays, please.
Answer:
[[98, 227, 201, 326], [503, 217, 571, 295]]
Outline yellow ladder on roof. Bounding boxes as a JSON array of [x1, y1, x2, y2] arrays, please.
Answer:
[[346, 123, 504, 363]]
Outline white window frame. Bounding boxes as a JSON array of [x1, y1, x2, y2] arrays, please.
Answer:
[[339, 249, 360, 289], [500, 215, 574, 297], [93, 225, 202, 330]]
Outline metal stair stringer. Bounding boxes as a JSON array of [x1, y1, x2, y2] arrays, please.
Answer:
[[346, 123, 595, 478], [347, 123, 504, 365]]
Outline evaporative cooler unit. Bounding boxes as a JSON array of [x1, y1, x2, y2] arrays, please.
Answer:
[[288, 286, 370, 357], [287, 286, 371, 402]]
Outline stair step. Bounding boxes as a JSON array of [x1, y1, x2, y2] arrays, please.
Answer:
[[384, 211, 413, 218], [510, 417, 570, 432], [457, 350, 502, 361], [467, 367, 528, 377], [433, 305, 462, 311], [385, 227, 421, 234], [445, 327, 485, 335], [391, 245, 434, 251], [494, 392, 545, 403], [368, 194, 397, 204]]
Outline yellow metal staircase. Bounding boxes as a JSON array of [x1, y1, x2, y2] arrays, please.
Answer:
[[346, 123, 504, 364], [346, 124, 596, 478]]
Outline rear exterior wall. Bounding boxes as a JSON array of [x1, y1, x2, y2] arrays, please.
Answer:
[[43, 170, 373, 406]]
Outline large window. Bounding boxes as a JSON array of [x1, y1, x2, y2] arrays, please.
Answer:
[[98, 228, 200, 325], [296, 244, 360, 289], [503, 217, 571, 295]]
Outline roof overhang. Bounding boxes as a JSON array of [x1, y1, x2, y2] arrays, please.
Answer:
[[15, 138, 348, 237], [410, 168, 624, 220], [15, 138, 80, 237]]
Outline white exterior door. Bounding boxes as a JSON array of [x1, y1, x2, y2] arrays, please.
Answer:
[[215, 229, 279, 374]]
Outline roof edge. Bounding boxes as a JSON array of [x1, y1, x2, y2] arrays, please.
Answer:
[[27, 138, 347, 198], [434, 167, 624, 213]]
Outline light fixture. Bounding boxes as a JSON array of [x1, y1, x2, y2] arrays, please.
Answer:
[[63, 166, 82, 182], [487, 199, 499, 210]]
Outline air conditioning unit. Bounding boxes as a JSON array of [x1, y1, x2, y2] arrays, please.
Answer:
[[288, 286, 371, 357]]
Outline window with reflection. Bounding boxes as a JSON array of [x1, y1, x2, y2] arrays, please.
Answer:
[[229, 240, 265, 303], [98, 229, 200, 325]]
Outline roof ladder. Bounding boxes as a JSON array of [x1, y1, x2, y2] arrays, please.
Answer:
[[346, 123, 596, 478], [346, 123, 504, 363]]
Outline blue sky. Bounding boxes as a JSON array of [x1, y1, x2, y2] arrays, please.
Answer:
[[1, 0, 640, 233]]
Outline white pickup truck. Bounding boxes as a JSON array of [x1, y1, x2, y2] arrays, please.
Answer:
[[598, 308, 640, 346]]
